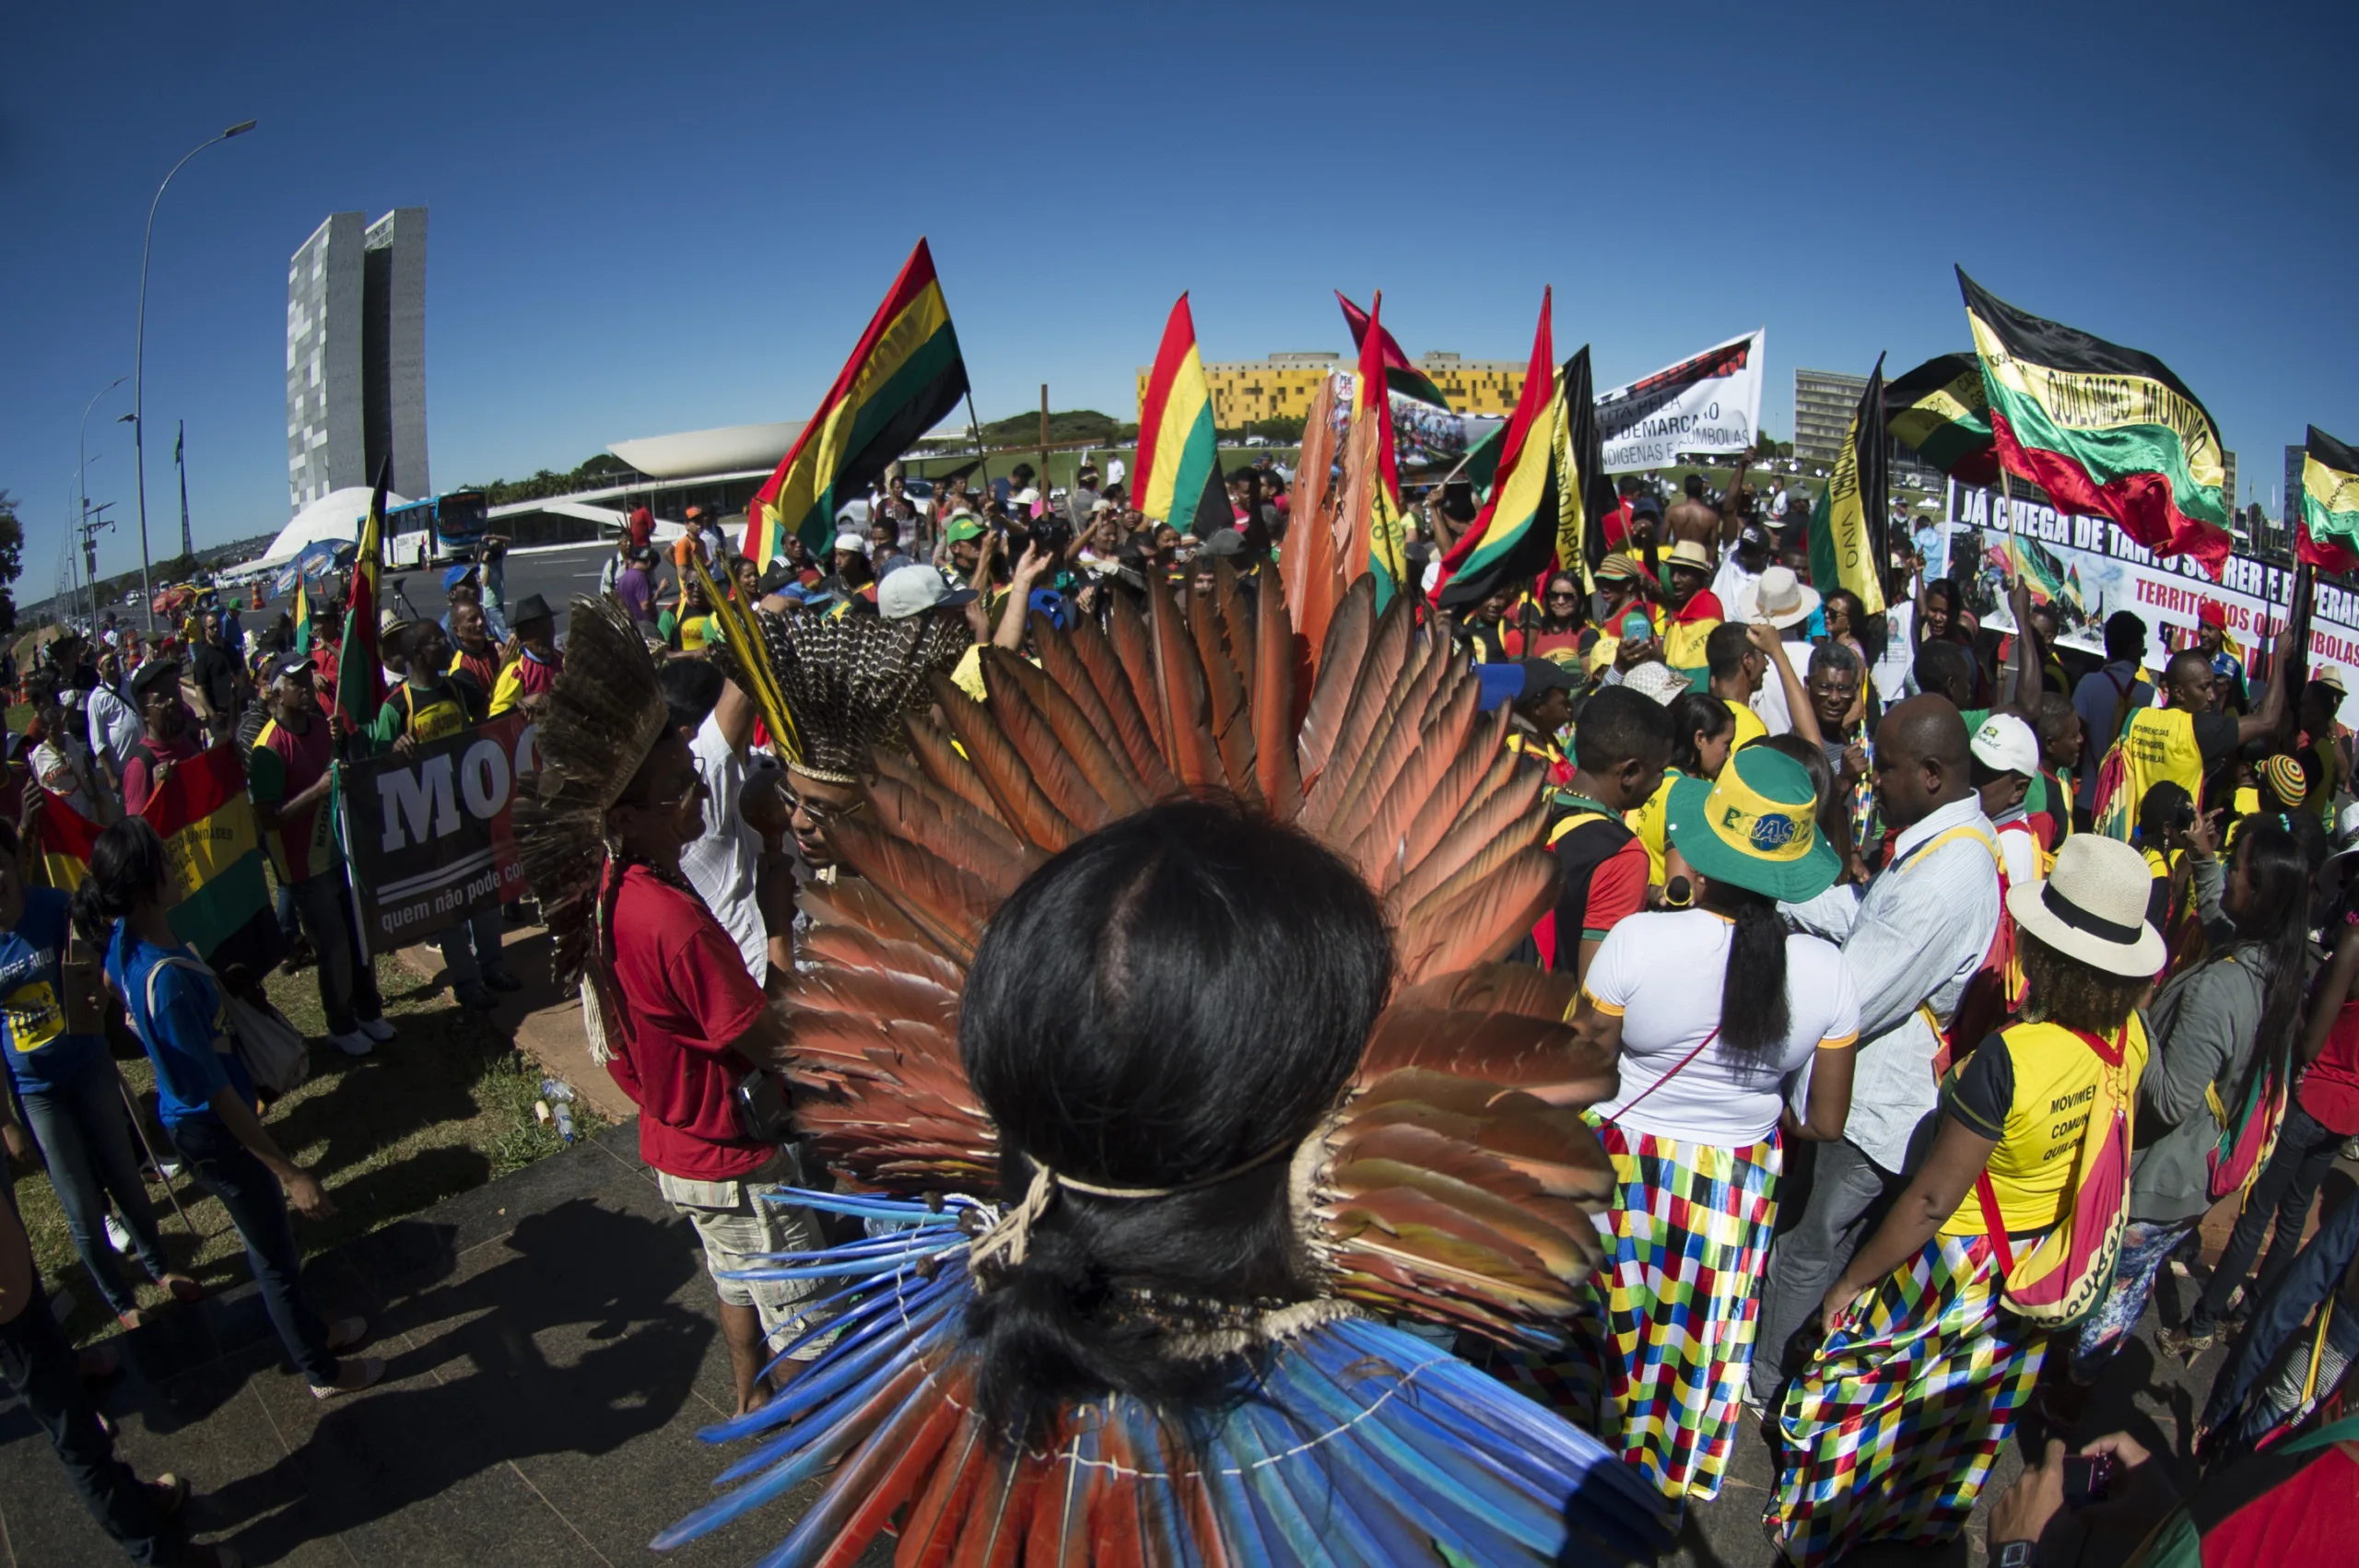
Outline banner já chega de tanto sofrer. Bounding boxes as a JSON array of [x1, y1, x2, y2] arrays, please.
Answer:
[[1595, 329, 1766, 474], [342, 714, 534, 947], [1938, 481, 2359, 698]]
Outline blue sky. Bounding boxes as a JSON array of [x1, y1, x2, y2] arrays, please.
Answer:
[[5, 1, 2349, 591]]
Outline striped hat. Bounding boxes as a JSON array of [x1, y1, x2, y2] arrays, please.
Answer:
[[2259, 754, 2308, 803]]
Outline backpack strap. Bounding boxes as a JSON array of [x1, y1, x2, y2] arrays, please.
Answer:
[[1975, 1173, 2017, 1278], [138, 953, 228, 1058]]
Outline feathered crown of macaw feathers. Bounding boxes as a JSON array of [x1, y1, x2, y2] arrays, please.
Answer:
[[727, 608, 973, 784], [515, 596, 670, 988], [787, 568, 1622, 1345]]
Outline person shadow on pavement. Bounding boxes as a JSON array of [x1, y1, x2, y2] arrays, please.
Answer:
[[191, 1196, 710, 1560]]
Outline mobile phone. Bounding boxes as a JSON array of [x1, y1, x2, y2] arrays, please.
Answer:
[[1622, 612, 1652, 641], [2061, 1452, 2117, 1510]]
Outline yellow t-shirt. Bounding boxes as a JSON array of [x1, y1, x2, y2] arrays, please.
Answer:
[[1725, 697, 1767, 753], [1939, 1017, 2149, 1236], [1623, 766, 1684, 886], [2119, 707, 2206, 811]]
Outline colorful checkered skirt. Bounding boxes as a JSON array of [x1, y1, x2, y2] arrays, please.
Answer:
[[1766, 1232, 2046, 1567], [1491, 1120, 1781, 1503]]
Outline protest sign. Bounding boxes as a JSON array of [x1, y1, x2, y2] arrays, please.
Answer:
[[1595, 329, 1766, 474], [1937, 480, 2359, 693], [342, 714, 534, 949]]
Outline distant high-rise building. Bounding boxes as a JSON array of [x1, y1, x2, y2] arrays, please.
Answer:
[[1793, 368, 1939, 486], [2220, 449, 2237, 521], [1791, 369, 1866, 470], [286, 207, 428, 512]]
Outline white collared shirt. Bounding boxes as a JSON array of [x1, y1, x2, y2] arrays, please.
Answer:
[[1840, 794, 2001, 1173]]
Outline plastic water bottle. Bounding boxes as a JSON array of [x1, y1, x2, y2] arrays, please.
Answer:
[[540, 1078, 577, 1145]]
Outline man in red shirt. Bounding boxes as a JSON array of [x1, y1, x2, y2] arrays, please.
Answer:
[[249, 653, 391, 1058], [120, 659, 204, 818], [599, 726, 827, 1414], [1544, 686, 1674, 982]]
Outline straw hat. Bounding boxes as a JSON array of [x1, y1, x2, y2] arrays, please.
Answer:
[[1748, 566, 1819, 629], [1664, 540, 1714, 575], [1622, 661, 1690, 707], [1662, 745, 1839, 903], [2006, 836, 2164, 977]]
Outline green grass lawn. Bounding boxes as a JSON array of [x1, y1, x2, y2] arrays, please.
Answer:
[[11, 953, 606, 1345]]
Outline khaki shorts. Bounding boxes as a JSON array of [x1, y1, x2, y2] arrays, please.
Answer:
[[658, 1146, 833, 1354]]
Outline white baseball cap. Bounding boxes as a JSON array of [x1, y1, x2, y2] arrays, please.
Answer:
[[877, 563, 979, 621], [832, 530, 871, 556], [1972, 712, 2039, 777]]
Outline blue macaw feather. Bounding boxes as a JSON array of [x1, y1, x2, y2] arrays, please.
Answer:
[[702, 1284, 960, 1457], [747, 1271, 919, 1387], [651, 1354, 930, 1550], [744, 1362, 961, 1568], [723, 1255, 937, 1281], [1197, 1421, 1279, 1565], [1214, 1403, 1340, 1565], [707, 1333, 934, 1488], [748, 1265, 960, 1387], [1234, 1397, 1396, 1565], [1121, 1401, 1202, 1568], [1252, 1389, 1445, 1566], [1287, 1328, 1565, 1555], [756, 1187, 980, 1224]]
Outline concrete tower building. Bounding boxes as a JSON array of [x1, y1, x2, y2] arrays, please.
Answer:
[[286, 207, 429, 512]]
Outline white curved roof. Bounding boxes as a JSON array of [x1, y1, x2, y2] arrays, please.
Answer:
[[256, 486, 414, 568], [607, 421, 805, 480]]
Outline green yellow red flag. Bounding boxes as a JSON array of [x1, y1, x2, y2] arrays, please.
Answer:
[[1336, 291, 1450, 411], [34, 744, 284, 974], [1344, 290, 1411, 607], [1807, 356, 1891, 615], [2297, 425, 2359, 575], [1958, 267, 2232, 575], [1884, 351, 1998, 486], [746, 239, 968, 568], [1134, 293, 1229, 538], [1430, 288, 1560, 611]]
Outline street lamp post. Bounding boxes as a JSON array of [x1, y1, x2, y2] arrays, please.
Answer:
[[76, 376, 126, 630], [131, 119, 255, 632]]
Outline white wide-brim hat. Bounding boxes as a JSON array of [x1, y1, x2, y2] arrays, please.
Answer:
[[2005, 834, 2165, 978], [1748, 565, 1821, 629]]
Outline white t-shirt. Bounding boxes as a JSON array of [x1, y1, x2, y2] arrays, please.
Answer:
[[1583, 909, 1860, 1144], [1995, 811, 2040, 889], [680, 712, 769, 981], [1748, 634, 1815, 738]]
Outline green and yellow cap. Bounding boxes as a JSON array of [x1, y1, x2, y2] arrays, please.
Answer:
[[1663, 745, 1839, 903], [944, 513, 986, 544]]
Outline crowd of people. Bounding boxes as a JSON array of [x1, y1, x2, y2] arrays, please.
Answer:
[[5, 459, 2357, 1566]]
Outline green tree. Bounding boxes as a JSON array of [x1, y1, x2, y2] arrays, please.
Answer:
[[0, 491, 21, 638]]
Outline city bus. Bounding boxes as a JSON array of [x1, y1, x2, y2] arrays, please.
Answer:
[[386, 490, 489, 553]]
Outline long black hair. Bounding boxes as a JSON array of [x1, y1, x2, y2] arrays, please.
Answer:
[[958, 800, 1394, 1445], [1667, 691, 1733, 778], [2219, 817, 2316, 1102], [68, 817, 170, 950]]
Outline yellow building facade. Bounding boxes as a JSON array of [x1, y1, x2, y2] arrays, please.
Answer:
[[1135, 352, 1527, 427]]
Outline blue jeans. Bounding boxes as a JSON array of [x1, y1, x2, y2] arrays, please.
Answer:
[[20, 1056, 174, 1318], [437, 901, 507, 987], [164, 1114, 338, 1385], [0, 1259, 181, 1563], [290, 871, 383, 1034]]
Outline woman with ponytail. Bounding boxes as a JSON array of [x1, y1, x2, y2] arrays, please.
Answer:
[[1508, 747, 1857, 1504], [76, 818, 381, 1398], [2055, 816, 2309, 1375]]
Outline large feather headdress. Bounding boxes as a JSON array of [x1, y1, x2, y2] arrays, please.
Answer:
[[738, 609, 972, 783], [514, 595, 669, 988], [659, 567, 1677, 1567]]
